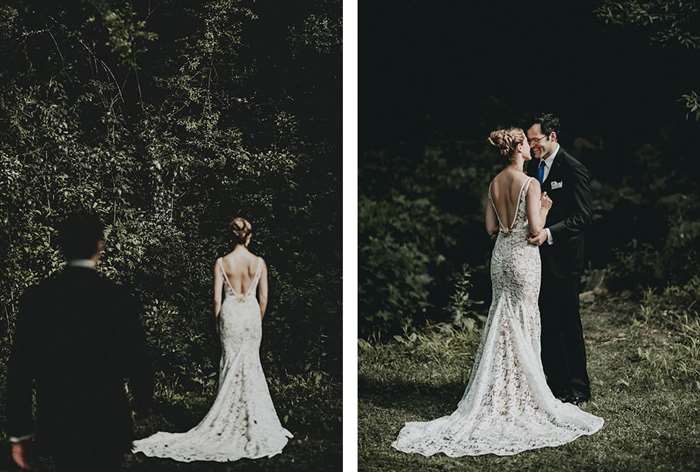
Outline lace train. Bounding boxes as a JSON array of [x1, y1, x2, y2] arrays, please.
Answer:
[[392, 177, 603, 456], [133, 257, 292, 462]]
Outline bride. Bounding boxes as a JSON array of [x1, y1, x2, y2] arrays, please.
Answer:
[[392, 128, 603, 456], [133, 217, 292, 462]]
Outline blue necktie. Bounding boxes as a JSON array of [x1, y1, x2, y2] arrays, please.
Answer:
[[538, 160, 546, 183]]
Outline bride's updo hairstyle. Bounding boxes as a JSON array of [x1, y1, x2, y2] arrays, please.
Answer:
[[230, 217, 252, 245], [488, 127, 526, 159]]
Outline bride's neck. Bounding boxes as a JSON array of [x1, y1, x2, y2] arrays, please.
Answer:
[[508, 155, 525, 173]]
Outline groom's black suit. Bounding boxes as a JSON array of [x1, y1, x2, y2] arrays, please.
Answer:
[[6, 265, 153, 470], [527, 146, 593, 400]]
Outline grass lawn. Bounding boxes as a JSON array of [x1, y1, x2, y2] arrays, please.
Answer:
[[122, 398, 342, 471], [0, 378, 341, 472], [123, 438, 340, 472], [359, 295, 700, 471], [1, 416, 340, 472]]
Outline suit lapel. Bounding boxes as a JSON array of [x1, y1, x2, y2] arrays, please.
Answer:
[[543, 149, 563, 189]]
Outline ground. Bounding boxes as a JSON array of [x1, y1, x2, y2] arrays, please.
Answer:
[[359, 296, 700, 471], [0, 381, 341, 472]]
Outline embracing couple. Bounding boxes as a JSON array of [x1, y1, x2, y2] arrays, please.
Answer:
[[6, 215, 291, 471], [393, 113, 604, 456]]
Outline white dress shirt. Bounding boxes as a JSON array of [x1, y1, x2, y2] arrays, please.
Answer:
[[68, 258, 97, 269], [540, 143, 559, 183], [540, 144, 560, 245]]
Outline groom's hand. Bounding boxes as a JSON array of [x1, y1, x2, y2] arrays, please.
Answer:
[[11, 441, 33, 470], [528, 231, 548, 246]]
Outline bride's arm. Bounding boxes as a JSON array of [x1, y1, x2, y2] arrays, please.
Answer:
[[526, 181, 551, 236], [484, 193, 499, 236], [258, 260, 269, 319], [212, 259, 224, 318]]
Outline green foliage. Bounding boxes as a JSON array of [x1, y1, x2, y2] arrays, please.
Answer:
[[268, 370, 342, 436], [359, 143, 496, 338], [0, 0, 340, 446], [594, 0, 699, 120], [361, 124, 700, 345], [680, 91, 700, 121], [637, 277, 700, 324], [624, 281, 700, 389], [448, 264, 484, 328], [606, 190, 700, 292], [359, 319, 481, 392], [358, 195, 436, 338], [358, 163, 481, 338], [606, 241, 663, 292], [594, 0, 700, 48]]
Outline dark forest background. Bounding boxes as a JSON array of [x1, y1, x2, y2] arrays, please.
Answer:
[[359, 0, 700, 338], [359, 2, 700, 469], [0, 1, 341, 469]]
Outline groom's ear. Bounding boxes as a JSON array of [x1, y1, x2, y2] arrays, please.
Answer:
[[549, 131, 558, 143]]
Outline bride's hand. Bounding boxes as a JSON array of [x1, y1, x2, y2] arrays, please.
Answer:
[[541, 192, 553, 210]]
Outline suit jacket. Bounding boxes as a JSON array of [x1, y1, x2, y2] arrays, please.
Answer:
[[527, 147, 593, 278], [6, 266, 153, 454]]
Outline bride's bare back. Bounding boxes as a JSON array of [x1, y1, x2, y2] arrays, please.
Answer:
[[487, 169, 545, 236], [213, 246, 269, 319], [220, 250, 262, 296], [490, 171, 532, 227]]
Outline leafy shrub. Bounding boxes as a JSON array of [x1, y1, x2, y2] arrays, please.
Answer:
[[358, 141, 497, 338], [622, 280, 700, 389], [606, 241, 664, 292], [359, 194, 452, 338], [0, 0, 341, 444], [447, 264, 484, 327], [606, 191, 700, 293]]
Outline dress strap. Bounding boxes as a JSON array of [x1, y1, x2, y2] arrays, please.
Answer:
[[218, 258, 237, 295], [508, 177, 532, 229], [487, 181, 506, 232], [245, 257, 263, 298]]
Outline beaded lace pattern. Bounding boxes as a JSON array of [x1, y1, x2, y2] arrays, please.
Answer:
[[132, 257, 292, 462], [392, 177, 603, 457]]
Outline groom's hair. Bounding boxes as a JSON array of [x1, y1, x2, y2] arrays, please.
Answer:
[[57, 212, 105, 259], [532, 113, 560, 139]]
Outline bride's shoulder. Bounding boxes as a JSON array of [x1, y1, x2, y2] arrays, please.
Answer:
[[252, 254, 267, 271], [212, 256, 222, 273], [244, 251, 264, 264], [518, 174, 534, 186], [492, 170, 507, 181], [489, 172, 503, 190], [489, 171, 511, 192], [521, 175, 539, 197], [247, 254, 266, 275], [252, 254, 265, 266]]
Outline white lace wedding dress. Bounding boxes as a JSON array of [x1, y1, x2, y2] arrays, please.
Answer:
[[392, 177, 603, 456], [133, 257, 292, 462]]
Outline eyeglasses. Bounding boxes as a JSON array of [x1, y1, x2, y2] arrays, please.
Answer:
[[528, 135, 549, 145]]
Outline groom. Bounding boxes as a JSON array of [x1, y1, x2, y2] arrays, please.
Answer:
[[525, 113, 593, 405], [6, 213, 153, 471]]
